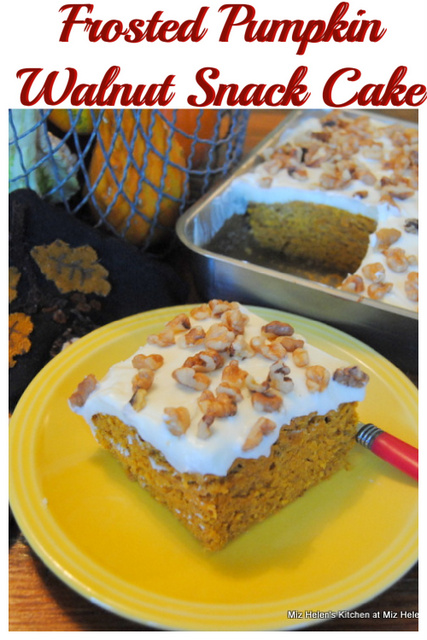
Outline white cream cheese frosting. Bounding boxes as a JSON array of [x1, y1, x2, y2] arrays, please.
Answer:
[[71, 303, 368, 476], [217, 111, 418, 312]]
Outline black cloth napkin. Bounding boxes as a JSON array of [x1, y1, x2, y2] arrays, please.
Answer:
[[9, 189, 189, 410]]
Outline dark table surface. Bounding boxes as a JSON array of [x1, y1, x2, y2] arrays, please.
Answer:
[[9, 109, 418, 631]]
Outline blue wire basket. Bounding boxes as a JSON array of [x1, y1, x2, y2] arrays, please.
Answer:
[[9, 109, 249, 251]]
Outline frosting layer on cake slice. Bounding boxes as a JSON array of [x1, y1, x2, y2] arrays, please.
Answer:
[[70, 302, 368, 477]]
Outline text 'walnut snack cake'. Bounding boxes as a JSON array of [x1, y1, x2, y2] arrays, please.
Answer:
[[69, 301, 369, 551]]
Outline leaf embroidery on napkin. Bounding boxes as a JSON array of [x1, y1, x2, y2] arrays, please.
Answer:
[[9, 312, 34, 367], [30, 239, 111, 296]]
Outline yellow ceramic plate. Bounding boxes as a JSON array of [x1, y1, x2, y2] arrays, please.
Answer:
[[9, 306, 418, 631]]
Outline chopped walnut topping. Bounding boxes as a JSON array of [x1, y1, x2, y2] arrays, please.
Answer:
[[245, 374, 269, 394], [405, 271, 418, 302], [198, 389, 238, 423], [305, 365, 330, 393], [204, 323, 235, 352], [215, 381, 244, 403], [132, 353, 164, 371], [172, 367, 211, 391], [261, 320, 294, 339], [279, 336, 305, 352], [353, 190, 369, 199], [129, 360, 157, 411], [132, 368, 155, 392], [292, 347, 309, 368], [229, 334, 255, 359], [267, 360, 294, 394], [288, 166, 309, 181], [69, 374, 97, 407], [271, 142, 301, 167], [166, 313, 191, 334], [221, 359, 248, 388], [177, 326, 206, 347], [311, 130, 332, 143], [251, 387, 283, 413], [209, 299, 238, 317], [367, 281, 393, 300], [383, 248, 408, 273], [356, 168, 376, 186], [319, 166, 352, 190], [130, 388, 147, 412], [190, 303, 211, 320], [404, 218, 418, 235], [220, 308, 249, 335], [197, 413, 215, 440], [361, 262, 386, 283], [242, 417, 276, 451], [147, 314, 191, 347], [379, 192, 400, 209], [375, 228, 402, 251], [183, 349, 224, 372], [164, 407, 191, 436], [250, 335, 288, 361], [305, 143, 334, 168], [341, 274, 364, 293], [147, 327, 175, 347], [386, 189, 414, 201], [333, 366, 369, 388]]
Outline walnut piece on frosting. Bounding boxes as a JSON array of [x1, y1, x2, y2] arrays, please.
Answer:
[[261, 321, 294, 339], [147, 313, 191, 347], [333, 366, 369, 388], [242, 418, 276, 451], [130, 368, 155, 412], [204, 323, 235, 352], [341, 275, 364, 293], [130, 388, 148, 412], [267, 360, 294, 394], [196, 389, 238, 440], [177, 326, 206, 347], [367, 281, 393, 300], [361, 262, 386, 283], [405, 271, 418, 302], [172, 366, 211, 391], [251, 387, 283, 413], [132, 353, 164, 371], [383, 248, 409, 273], [69, 374, 97, 407], [147, 327, 175, 347], [183, 349, 224, 373], [305, 365, 330, 393], [166, 313, 191, 333], [375, 228, 401, 251], [164, 407, 191, 436]]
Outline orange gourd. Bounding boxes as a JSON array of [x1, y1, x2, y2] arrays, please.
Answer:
[[87, 110, 186, 246]]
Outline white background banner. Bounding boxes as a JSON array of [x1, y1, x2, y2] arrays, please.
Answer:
[[4, 0, 427, 109]]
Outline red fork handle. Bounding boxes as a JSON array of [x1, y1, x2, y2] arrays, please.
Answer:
[[356, 423, 418, 482]]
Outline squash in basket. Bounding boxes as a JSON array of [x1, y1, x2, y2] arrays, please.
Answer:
[[87, 110, 186, 246], [48, 109, 94, 135], [160, 109, 226, 167]]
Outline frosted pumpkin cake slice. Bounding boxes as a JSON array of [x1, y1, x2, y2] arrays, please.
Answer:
[[69, 301, 369, 551]]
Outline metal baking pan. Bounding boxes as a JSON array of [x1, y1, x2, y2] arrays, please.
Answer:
[[176, 109, 418, 372]]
